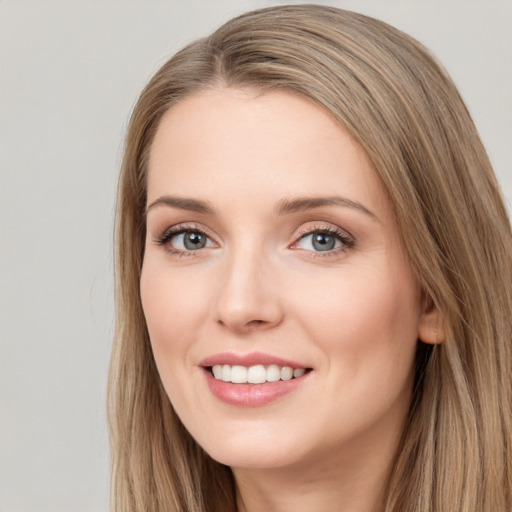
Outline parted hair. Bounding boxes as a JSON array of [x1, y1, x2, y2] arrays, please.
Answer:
[[109, 5, 512, 511]]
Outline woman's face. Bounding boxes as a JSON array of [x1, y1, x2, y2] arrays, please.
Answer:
[[141, 88, 429, 471]]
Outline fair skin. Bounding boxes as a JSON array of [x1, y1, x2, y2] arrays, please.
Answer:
[[141, 87, 439, 512]]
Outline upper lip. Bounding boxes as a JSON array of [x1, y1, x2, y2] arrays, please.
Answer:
[[198, 351, 310, 369]]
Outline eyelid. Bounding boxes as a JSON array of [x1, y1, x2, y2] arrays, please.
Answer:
[[153, 223, 218, 254], [294, 221, 354, 241], [151, 221, 355, 258], [289, 222, 355, 255]]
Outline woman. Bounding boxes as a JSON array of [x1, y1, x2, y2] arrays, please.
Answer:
[[108, 5, 512, 511]]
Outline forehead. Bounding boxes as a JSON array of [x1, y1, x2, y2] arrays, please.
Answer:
[[147, 87, 389, 219]]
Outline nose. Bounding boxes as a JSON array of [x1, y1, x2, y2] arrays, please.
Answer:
[[214, 247, 284, 335]]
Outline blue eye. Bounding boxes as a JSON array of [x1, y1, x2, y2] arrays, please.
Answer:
[[295, 228, 353, 253], [155, 227, 214, 253], [172, 231, 211, 250], [296, 232, 341, 252]]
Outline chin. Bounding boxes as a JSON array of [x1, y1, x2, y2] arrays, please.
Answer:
[[199, 433, 305, 470]]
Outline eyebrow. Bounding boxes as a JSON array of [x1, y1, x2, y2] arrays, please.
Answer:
[[145, 194, 377, 220], [146, 196, 216, 215], [274, 196, 377, 220]]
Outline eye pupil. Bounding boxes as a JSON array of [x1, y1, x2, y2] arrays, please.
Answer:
[[312, 233, 335, 251], [184, 231, 207, 250]]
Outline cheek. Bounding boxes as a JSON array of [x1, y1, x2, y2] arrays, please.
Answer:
[[290, 263, 420, 379], [140, 257, 211, 368], [139, 257, 217, 424]]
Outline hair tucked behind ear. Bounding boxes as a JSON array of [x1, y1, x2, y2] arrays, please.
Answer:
[[109, 5, 512, 511]]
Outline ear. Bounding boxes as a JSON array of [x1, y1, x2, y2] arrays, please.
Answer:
[[418, 294, 444, 344]]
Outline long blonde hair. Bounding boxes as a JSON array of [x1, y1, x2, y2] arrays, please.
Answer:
[[109, 5, 512, 511]]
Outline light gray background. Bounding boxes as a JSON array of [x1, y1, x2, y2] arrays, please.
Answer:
[[1, 1, 510, 511]]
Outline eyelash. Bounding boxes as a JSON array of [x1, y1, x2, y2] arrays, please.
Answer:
[[294, 225, 355, 258], [153, 223, 355, 258], [153, 224, 210, 258]]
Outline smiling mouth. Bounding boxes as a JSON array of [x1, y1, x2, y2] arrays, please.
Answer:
[[208, 364, 312, 384]]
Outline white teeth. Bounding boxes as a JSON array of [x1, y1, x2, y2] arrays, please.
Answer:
[[221, 364, 231, 382], [231, 365, 247, 383], [211, 364, 308, 384], [280, 366, 293, 381], [247, 364, 267, 384], [293, 368, 306, 378], [266, 364, 281, 382], [212, 365, 223, 379]]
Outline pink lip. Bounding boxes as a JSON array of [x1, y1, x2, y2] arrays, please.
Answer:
[[203, 371, 310, 407], [199, 351, 308, 369], [198, 352, 313, 407]]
